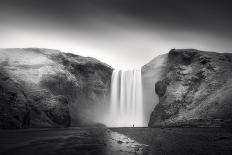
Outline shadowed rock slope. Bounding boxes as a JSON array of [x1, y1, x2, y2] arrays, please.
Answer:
[[149, 49, 232, 127], [142, 54, 168, 125], [0, 48, 112, 128]]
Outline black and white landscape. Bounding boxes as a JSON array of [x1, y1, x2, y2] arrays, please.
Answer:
[[1, 48, 232, 155], [1, 0, 232, 155]]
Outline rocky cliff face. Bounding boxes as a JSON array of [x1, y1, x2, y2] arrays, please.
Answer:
[[148, 49, 232, 127], [142, 54, 168, 125], [0, 48, 112, 128]]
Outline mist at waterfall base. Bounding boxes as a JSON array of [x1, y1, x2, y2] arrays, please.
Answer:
[[87, 55, 167, 127], [70, 68, 144, 127]]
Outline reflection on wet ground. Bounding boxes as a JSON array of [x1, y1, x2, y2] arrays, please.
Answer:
[[107, 130, 150, 154], [1, 127, 232, 155], [111, 127, 232, 155], [0, 127, 151, 155]]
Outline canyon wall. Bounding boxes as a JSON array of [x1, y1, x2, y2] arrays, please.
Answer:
[[142, 54, 168, 125], [0, 48, 112, 128], [148, 49, 232, 127]]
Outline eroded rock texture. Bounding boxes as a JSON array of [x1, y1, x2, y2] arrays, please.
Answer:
[[0, 48, 112, 128], [149, 49, 232, 127]]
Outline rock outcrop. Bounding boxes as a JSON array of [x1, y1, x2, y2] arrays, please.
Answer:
[[0, 48, 112, 128], [149, 49, 232, 127], [142, 54, 168, 125]]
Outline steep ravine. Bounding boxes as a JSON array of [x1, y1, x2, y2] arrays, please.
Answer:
[[148, 49, 232, 127], [0, 48, 112, 128]]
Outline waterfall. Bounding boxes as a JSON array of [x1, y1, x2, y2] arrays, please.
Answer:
[[108, 68, 144, 127]]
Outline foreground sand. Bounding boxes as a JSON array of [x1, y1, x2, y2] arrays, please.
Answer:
[[0, 127, 232, 155]]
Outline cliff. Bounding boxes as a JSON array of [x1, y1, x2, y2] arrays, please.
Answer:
[[148, 49, 232, 127], [142, 54, 168, 125], [0, 48, 112, 128]]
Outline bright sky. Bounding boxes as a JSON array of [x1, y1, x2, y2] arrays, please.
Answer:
[[1, 0, 232, 69]]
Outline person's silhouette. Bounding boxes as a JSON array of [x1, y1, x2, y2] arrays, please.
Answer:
[[133, 124, 134, 127]]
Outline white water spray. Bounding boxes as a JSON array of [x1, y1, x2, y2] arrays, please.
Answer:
[[108, 68, 144, 127]]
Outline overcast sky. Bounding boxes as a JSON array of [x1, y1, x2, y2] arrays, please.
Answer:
[[1, 0, 232, 69]]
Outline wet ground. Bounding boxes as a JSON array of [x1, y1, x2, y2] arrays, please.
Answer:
[[112, 127, 232, 155], [0, 127, 232, 155]]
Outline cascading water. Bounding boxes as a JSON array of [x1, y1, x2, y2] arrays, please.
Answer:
[[108, 68, 144, 127]]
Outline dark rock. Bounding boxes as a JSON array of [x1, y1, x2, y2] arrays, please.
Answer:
[[0, 48, 112, 128], [199, 56, 211, 65], [0, 72, 30, 129], [117, 140, 123, 144], [169, 49, 198, 65], [155, 78, 169, 97], [148, 49, 232, 127]]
